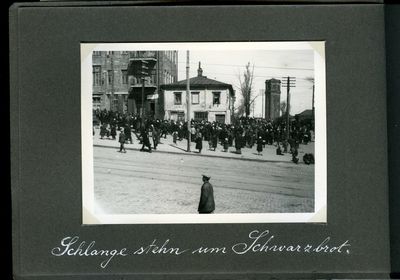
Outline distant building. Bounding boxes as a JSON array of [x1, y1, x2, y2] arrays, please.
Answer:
[[265, 78, 281, 120], [161, 63, 235, 124], [92, 51, 178, 117], [127, 51, 178, 118], [92, 51, 130, 112]]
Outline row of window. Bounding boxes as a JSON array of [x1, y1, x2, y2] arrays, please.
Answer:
[[173, 92, 221, 105], [93, 51, 131, 56], [170, 111, 225, 123], [164, 70, 175, 84], [164, 51, 177, 64], [93, 66, 128, 86]]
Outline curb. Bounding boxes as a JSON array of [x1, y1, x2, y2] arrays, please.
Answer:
[[94, 144, 292, 164]]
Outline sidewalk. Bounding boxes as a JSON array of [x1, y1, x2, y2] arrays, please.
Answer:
[[93, 127, 315, 164]]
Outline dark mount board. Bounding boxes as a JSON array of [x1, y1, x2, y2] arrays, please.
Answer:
[[386, 3, 400, 279], [10, 2, 389, 279]]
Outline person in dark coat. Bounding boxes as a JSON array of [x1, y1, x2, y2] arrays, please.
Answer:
[[256, 136, 263, 155], [222, 137, 229, 152], [100, 123, 108, 139], [195, 130, 203, 153], [276, 143, 284, 155], [172, 131, 178, 144], [110, 124, 117, 140], [151, 125, 158, 150], [140, 127, 152, 153], [211, 131, 218, 151], [235, 132, 243, 154], [198, 175, 215, 214], [124, 124, 132, 144], [118, 129, 126, 153]]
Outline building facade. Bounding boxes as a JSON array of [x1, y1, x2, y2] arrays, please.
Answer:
[[92, 51, 178, 117], [265, 78, 282, 120], [127, 51, 178, 118], [161, 64, 235, 124], [92, 51, 130, 112]]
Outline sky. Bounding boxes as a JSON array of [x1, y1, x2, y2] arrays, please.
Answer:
[[176, 50, 315, 116]]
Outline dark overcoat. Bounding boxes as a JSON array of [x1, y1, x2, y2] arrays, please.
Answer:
[[119, 132, 126, 144], [195, 133, 203, 150], [198, 181, 215, 213]]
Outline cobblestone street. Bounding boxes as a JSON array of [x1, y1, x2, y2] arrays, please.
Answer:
[[93, 142, 314, 214]]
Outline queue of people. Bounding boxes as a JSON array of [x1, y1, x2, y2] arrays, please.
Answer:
[[93, 109, 314, 161]]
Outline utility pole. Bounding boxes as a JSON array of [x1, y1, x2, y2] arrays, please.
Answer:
[[261, 89, 265, 119], [282, 76, 296, 140], [186, 50, 191, 152], [110, 52, 115, 112], [141, 76, 145, 124], [141, 60, 149, 126], [312, 83, 315, 129]]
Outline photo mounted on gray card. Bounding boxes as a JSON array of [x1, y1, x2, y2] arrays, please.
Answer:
[[81, 42, 326, 224]]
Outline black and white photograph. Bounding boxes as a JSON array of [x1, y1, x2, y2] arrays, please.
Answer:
[[81, 42, 326, 224]]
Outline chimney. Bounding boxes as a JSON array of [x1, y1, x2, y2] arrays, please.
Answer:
[[197, 62, 203, 77]]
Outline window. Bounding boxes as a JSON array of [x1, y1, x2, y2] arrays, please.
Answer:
[[93, 66, 101, 86], [194, 112, 208, 121], [213, 92, 221, 105], [216, 114, 226, 124], [272, 84, 279, 91], [121, 70, 128, 84], [174, 92, 182, 105], [177, 112, 185, 122], [93, 96, 101, 103], [93, 51, 102, 56], [191, 92, 200, 104], [108, 70, 113, 84]]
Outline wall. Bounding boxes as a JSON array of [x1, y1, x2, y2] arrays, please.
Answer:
[[163, 88, 232, 123]]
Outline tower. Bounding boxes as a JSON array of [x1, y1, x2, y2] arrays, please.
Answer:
[[265, 79, 281, 120]]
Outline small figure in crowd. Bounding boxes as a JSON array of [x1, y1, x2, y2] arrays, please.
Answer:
[[118, 128, 126, 153], [256, 136, 263, 155]]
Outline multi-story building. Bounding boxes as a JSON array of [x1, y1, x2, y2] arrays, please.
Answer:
[[92, 51, 178, 117], [92, 51, 130, 112], [265, 78, 282, 120], [127, 51, 178, 119], [161, 63, 235, 124]]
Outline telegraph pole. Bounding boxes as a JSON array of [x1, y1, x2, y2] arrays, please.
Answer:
[[312, 83, 315, 129], [141, 60, 149, 126], [110, 53, 115, 111], [141, 76, 145, 124], [282, 76, 296, 140], [261, 89, 265, 119], [186, 50, 191, 152]]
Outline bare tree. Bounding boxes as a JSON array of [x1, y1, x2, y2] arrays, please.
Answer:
[[305, 77, 315, 121], [238, 62, 255, 117], [280, 101, 287, 116]]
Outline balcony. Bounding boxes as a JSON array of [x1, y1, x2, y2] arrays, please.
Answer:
[[129, 51, 157, 59]]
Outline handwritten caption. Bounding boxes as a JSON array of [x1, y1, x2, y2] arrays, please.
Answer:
[[51, 229, 351, 268]]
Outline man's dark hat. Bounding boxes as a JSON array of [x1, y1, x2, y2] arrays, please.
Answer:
[[202, 174, 211, 180]]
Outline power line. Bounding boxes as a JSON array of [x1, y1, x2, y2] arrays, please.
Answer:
[[177, 69, 314, 82], [177, 61, 314, 71]]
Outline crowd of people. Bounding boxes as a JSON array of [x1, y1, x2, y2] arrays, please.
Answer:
[[93, 109, 314, 163]]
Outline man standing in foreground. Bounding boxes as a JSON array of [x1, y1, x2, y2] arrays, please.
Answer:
[[198, 175, 215, 214]]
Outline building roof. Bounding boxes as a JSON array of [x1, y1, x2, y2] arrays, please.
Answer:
[[161, 62, 234, 95], [296, 109, 313, 117]]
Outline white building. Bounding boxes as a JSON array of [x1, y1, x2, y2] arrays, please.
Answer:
[[161, 63, 235, 124]]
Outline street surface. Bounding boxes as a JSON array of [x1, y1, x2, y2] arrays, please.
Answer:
[[94, 146, 314, 214]]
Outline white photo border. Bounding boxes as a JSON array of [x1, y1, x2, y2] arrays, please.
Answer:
[[81, 42, 327, 224]]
